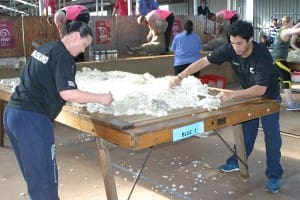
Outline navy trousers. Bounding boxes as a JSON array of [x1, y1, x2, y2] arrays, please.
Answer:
[[3, 107, 59, 200], [226, 103, 283, 179]]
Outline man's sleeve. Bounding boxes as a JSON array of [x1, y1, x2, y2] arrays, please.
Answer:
[[207, 44, 232, 65]]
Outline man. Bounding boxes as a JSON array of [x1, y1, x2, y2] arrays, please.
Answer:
[[197, 0, 211, 16], [169, 20, 283, 194], [272, 16, 300, 110], [208, 9, 238, 24], [3, 21, 113, 200], [53, 5, 90, 62], [112, 0, 128, 16], [128, 18, 168, 55], [53, 5, 90, 38], [137, 9, 174, 52], [202, 20, 229, 50], [268, 18, 280, 46]]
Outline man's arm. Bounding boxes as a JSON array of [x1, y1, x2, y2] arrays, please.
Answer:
[[169, 57, 211, 88], [54, 10, 66, 38], [180, 57, 211, 78], [290, 34, 300, 52], [282, 22, 300, 41], [146, 14, 159, 34], [217, 85, 267, 103]]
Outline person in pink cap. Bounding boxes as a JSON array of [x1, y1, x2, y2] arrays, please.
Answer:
[[53, 5, 90, 62], [54, 5, 90, 38], [137, 9, 174, 52], [208, 9, 238, 24]]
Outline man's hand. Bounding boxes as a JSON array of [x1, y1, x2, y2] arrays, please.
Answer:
[[216, 91, 235, 103], [169, 76, 182, 88]]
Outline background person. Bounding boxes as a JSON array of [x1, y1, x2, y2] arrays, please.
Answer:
[[202, 20, 229, 50], [53, 5, 90, 38], [3, 21, 113, 200], [53, 5, 90, 62], [271, 16, 300, 111], [136, 0, 159, 16], [128, 18, 167, 55], [169, 20, 283, 194], [268, 18, 280, 46], [290, 19, 300, 52], [137, 9, 174, 52], [43, 0, 57, 17], [208, 9, 238, 24], [170, 20, 202, 77], [197, 0, 211, 16], [112, 0, 128, 16]]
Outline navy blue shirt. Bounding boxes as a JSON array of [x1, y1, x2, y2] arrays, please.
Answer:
[[207, 42, 280, 99], [8, 41, 77, 121]]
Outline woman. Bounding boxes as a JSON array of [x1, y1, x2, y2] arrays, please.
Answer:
[[3, 21, 113, 200], [271, 16, 300, 110], [170, 20, 202, 77]]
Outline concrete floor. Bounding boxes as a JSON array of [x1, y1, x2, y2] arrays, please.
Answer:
[[1, 93, 300, 200]]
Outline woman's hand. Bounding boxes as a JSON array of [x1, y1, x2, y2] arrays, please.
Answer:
[[100, 92, 113, 106]]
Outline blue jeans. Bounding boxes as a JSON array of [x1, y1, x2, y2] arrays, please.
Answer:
[[226, 98, 283, 179], [3, 107, 59, 200]]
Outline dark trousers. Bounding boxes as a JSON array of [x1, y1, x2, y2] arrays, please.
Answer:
[[165, 13, 175, 52], [3, 107, 59, 200], [226, 95, 283, 179], [174, 63, 200, 78]]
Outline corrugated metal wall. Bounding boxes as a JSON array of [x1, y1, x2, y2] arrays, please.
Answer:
[[253, 0, 300, 41]]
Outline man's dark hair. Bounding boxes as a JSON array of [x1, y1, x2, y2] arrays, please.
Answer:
[[228, 20, 253, 41], [184, 20, 193, 35]]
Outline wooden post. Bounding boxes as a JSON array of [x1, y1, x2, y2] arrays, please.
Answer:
[[95, 138, 118, 200], [233, 124, 249, 177], [0, 100, 4, 147]]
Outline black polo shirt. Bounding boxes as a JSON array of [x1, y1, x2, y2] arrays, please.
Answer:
[[8, 40, 77, 121], [207, 42, 280, 99]]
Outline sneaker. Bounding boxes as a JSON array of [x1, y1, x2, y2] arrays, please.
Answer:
[[286, 102, 300, 111], [219, 163, 239, 172], [265, 178, 281, 193]]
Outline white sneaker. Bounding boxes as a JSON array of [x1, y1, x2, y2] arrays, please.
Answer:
[[286, 102, 300, 111]]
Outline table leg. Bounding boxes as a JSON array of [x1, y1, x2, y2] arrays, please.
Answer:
[[95, 138, 118, 200], [0, 100, 4, 147], [233, 124, 249, 178]]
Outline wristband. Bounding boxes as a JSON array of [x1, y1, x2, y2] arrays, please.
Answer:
[[177, 74, 183, 80]]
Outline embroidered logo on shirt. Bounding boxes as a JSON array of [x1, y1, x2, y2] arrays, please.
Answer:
[[249, 67, 255, 74], [232, 61, 240, 66], [68, 81, 75, 87], [31, 50, 49, 64]]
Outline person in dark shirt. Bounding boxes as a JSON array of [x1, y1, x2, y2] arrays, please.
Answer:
[[169, 20, 283, 194], [3, 21, 113, 200], [198, 0, 211, 16]]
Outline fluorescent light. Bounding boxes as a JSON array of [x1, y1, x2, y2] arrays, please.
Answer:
[[15, 0, 37, 8], [0, 4, 29, 15]]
